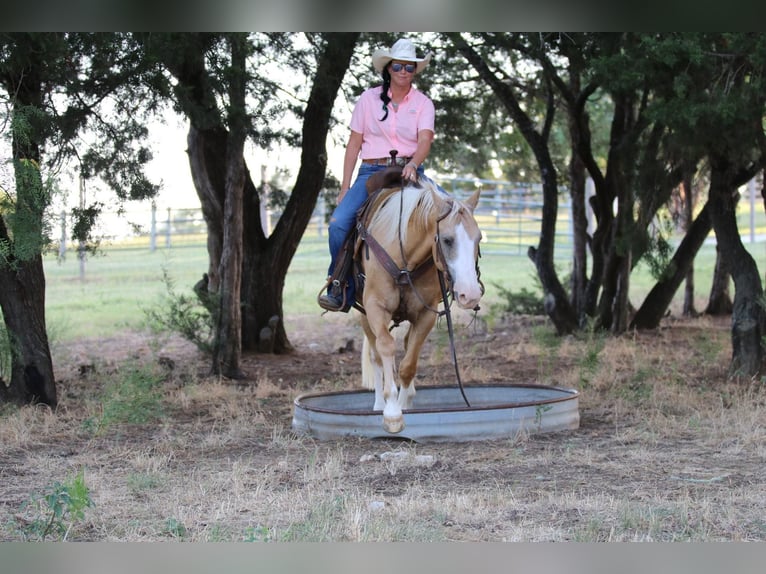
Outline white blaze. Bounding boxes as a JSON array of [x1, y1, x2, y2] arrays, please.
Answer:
[[449, 222, 482, 309]]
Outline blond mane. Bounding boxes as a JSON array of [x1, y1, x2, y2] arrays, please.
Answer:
[[368, 178, 455, 248]]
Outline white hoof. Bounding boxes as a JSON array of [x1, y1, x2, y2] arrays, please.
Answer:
[[383, 415, 405, 434]]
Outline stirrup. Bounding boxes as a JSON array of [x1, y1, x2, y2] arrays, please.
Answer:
[[317, 279, 350, 312]]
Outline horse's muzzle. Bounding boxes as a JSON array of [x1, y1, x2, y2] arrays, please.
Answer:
[[455, 288, 483, 310]]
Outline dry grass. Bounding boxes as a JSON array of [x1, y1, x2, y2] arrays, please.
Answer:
[[1, 313, 765, 541]]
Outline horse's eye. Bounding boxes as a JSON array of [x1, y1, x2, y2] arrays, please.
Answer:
[[443, 237, 454, 249]]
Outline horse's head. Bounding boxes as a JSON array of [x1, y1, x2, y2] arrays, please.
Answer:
[[430, 187, 484, 310]]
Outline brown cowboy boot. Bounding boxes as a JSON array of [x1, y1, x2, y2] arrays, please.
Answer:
[[318, 279, 349, 312]]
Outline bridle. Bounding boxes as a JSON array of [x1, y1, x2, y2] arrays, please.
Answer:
[[432, 205, 484, 408]]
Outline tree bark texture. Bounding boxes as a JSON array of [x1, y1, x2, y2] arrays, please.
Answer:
[[187, 125, 226, 294], [212, 35, 247, 377], [593, 93, 639, 334], [708, 159, 765, 377], [567, 108, 590, 325], [0, 257, 57, 406], [705, 245, 733, 315]]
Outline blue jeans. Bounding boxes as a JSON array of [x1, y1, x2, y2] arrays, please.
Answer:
[[326, 163, 430, 304]]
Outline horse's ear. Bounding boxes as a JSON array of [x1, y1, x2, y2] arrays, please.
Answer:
[[464, 188, 481, 212], [430, 186, 453, 219]]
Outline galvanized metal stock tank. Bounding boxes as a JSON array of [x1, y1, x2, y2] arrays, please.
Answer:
[[292, 384, 580, 443]]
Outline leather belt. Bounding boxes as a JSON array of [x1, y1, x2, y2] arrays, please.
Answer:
[[362, 156, 413, 167]]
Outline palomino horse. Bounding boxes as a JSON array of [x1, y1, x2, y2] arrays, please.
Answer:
[[356, 170, 483, 434]]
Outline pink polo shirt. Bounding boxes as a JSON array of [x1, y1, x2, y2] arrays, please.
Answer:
[[349, 85, 435, 159]]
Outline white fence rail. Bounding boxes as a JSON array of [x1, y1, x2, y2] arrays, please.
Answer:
[[55, 177, 762, 258]]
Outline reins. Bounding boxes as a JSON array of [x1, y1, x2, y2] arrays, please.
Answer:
[[437, 268, 471, 408], [434, 210, 472, 408]]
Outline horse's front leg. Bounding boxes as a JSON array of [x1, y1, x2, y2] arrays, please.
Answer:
[[398, 312, 438, 411], [361, 330, 385, 411], [365, 309, 403, 434], [378, 331, 403, 433]]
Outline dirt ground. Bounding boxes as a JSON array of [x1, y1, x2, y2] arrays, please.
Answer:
[[1, 311, 765, 541]]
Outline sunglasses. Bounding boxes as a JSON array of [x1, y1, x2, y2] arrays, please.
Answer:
[[391, 62, 416, 74]]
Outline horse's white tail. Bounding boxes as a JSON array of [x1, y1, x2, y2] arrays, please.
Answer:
[[361, 334, 375, 389]]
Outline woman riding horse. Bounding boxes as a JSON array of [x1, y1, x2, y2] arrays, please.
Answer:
[[319, 37, 439, 312]]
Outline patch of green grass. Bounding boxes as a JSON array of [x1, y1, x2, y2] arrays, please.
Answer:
[[570, 517, 611, 542], [618, 503, 707, 541], [243, 524, 274, 542], [280, 495, 348, 542], [126, 472, 164, 495], [163, 517, 188, 539], [45, 245, 208, 340], [616, 368, 655, 405], [83, 363, 166, 434]]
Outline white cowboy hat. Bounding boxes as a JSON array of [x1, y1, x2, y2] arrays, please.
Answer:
[[372, 38, 432, 75]]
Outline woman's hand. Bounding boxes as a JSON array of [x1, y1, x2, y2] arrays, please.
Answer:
[[403, 161, 418, 181]]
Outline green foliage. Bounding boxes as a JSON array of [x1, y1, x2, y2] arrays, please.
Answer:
[[144, 268, 216, 355], [0, 106, 57, 268], [70, 203, 104, 245], [17, 468, 94, 541], [1, 33, 164, 264], [640, 212, 676, 282], [490, 281, 545, 315], [83, 364, 166, 434]]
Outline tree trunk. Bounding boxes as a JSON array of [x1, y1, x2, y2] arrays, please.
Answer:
[[187, 125, 227, 295], [705, 244, 733, 315], [0, 256, 57, 407], [681, 171, 698, 316], [630, 202, 712, 329], [525, 135, 578, 335], [708, 159, 765, 377], [212, 35, 247, 377], [568, 121, 589, 326], [594, 93, 639, 334], [0, 66, 56, 407], [168, 33, 359, 360]]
